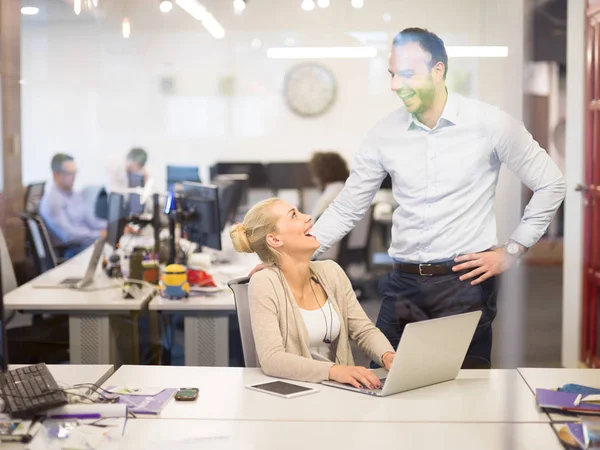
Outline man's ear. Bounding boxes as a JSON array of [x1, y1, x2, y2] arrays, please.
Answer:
[[266, 233, 283, 249]]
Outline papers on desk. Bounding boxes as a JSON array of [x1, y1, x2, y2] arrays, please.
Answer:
[[557, 420, 600, 449], [105, 386, 176, 415], [536, 384, 600, 416], [26, 404, 127, 450]]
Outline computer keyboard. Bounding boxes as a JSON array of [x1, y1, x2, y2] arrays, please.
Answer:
[[0, 363, 68, 418]]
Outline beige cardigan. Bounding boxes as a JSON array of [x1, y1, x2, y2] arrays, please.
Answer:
[[248, 260, 394, 383]]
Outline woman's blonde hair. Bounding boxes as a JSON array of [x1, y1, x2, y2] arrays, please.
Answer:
[[230, 198, 281, 265]]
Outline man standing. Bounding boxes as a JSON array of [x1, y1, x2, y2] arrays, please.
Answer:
[[108, 147, 149, 193], [40, 153, 106, 258], [311, 28, 566, 368]]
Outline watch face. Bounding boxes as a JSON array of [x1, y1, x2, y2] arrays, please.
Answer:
[[506, 243, 520, 255]]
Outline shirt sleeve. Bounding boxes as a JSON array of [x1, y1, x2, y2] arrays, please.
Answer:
[[312, 134, 387, 257], [40, 192, 103, 245], [492, 110, 567, 248]]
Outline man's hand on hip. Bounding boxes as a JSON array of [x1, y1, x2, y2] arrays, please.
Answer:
[[452, 248, 515, 285]]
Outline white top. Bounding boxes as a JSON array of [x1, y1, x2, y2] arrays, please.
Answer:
[[299, 300, 341, 362], [312, 91, 566, 263], [310, 182, 345, 220]]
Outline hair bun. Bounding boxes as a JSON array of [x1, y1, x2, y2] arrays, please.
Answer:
[[230, 222, 254, 254]]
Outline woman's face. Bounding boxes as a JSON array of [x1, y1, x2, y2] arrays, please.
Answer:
[[267, 200, 320, 257]]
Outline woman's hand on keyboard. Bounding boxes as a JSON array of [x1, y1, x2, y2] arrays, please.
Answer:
[[328, 365, 382, 390]]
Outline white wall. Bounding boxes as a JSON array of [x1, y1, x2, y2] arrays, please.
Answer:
[[563, 0, 586, 368], [21, 0, 526, 209]]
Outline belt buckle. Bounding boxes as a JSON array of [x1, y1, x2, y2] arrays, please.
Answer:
[[419, 263, 432, 276]]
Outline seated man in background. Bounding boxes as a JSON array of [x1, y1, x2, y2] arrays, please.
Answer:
[[308, 151, 349, 220], [40, 153, 107, 258], [108, 147, 149, 193]]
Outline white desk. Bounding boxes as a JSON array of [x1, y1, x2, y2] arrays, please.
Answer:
[[103, 366, 549, 423], [518, 368, 600, 422], [4, 247, 153, 365], [120, 421, 562, 450], [8, 364, 114, 388], [148, 254, 258, 366]]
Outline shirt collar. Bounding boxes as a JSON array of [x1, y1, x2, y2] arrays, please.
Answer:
[[406, 89, 460, 131]]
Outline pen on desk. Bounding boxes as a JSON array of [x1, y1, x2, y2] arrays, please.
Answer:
[[48, 413, 102, 420]]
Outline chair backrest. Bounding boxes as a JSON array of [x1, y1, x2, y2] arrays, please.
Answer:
[[0, 228, 17, 294], [337, 205, 375, 272], [24, 182, 46, 215], [25, 216, 57, 274], [227, 277, 260, 368]]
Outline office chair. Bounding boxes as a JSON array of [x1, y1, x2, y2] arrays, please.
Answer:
[[336, 206, 376, 300], [23, 182, 46, 215], [21, 215, 58, 275], [227, 277, 260, 368]]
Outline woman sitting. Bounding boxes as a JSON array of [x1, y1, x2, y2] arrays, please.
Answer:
[[230, 198, 394, 389]]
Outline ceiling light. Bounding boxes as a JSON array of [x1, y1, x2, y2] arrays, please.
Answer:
[[122, 17, 131, 38], [233, 0, 245, 15], [446, 46, 508, 58], [301, 0, 315, 11], [74, 0, 82, 15], [176, 0, 225, 39], [317, 0, 330, 7], [176, 0, 208, 20], [20, 6, 39, 15], [202, 13, 225, 39], [383, 12, 391, 22], [160, 0, 173, 12], [251, 38, 262, 49], [351, 0, 363, 8], [267, 46, 377, 59]]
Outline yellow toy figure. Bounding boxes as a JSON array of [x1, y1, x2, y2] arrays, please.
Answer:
[[159, 264, 190, 299]]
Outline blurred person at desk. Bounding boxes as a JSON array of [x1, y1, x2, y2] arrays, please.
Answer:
[[230, 198, 395, 388], [308, 151, 349, 221], [108, 147, 149, 193], [40, 153, 107, 258]]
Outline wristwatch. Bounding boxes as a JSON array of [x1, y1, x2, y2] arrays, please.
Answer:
[[504, 240, 526, 259]]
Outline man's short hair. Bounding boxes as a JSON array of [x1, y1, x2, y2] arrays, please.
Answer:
[[50, 153, 74, 173], [126, 147, 148, 167], [392, 28, 448, 79]]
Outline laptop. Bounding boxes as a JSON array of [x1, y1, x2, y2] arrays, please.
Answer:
[[321, 310, 482, 397], [33, 239, 118, 290]]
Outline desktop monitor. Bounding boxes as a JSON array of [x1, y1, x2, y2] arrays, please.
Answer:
[[213, 174, 249, 228], [209, 162, 268, 189], [166, 165, 201, 191], [265, 162, 314, 190], [106, 193, 127, 249], [179, 182, 222, 251], [127, 173, 145, 216]]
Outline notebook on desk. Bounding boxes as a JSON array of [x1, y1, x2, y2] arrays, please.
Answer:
[[536, 388, 600, 415], [105, 386, 176, 415]]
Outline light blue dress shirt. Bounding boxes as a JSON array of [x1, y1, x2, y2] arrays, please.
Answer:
[[39, 182, 106, 246], [313, 92, 566, 263]]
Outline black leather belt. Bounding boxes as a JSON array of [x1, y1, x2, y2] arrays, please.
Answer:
[[393, 262, 456, 276]]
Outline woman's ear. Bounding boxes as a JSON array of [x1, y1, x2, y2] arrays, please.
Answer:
[[266, 233, 283, 249]]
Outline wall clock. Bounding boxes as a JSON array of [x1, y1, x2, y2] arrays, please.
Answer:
[[284, 63, 337, 117]]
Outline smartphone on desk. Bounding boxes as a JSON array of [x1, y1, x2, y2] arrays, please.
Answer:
[[175, 388, 199, 401]]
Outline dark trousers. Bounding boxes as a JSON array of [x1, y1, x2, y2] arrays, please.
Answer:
[[373, 269, 499, 369]]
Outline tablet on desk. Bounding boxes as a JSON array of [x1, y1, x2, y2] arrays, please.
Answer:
[[246, 381, 318, 399]]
